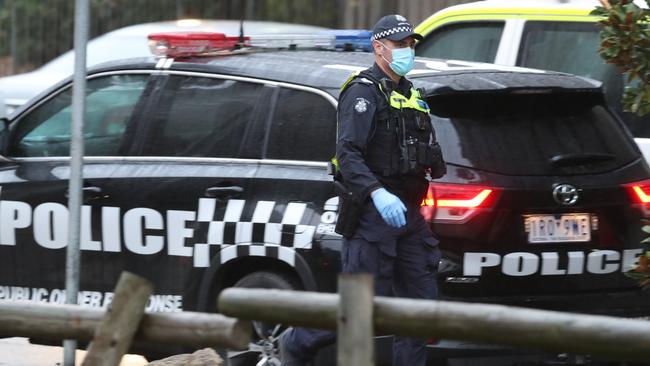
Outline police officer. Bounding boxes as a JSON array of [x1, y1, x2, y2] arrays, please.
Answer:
[[281, 14, 443, 366]]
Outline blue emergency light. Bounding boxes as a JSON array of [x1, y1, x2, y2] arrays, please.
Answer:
[[322, 30, 372, 52]]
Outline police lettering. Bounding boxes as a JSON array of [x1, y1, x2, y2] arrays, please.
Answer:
[[0, 286, 183, 312], [0, 197, 318, 269], [463, 249, 643, 277], [0, 200, 195, 257], [146, 295, 183, 312]]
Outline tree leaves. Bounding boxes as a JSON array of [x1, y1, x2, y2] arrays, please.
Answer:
[[594, 0, 650, 116]]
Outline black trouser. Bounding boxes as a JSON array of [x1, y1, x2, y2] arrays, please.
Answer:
[[284, 201, 441, 366]]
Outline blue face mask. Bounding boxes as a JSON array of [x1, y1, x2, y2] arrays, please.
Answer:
[[380, 42, 415, 76]]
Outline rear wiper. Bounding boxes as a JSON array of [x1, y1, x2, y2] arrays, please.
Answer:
[[549, 153, 616, 167]]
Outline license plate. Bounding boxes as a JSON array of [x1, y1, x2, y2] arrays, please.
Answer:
[[524, 214, 591, 243]]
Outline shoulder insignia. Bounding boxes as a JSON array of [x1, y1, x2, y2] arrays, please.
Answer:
[[359, 77, 374, 84], [354, 98, 369, 113]]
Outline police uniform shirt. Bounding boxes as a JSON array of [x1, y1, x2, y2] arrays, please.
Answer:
[[336, 63, 427, 206]]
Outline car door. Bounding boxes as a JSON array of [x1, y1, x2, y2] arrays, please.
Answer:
[[0, 72, 152, 305], [258, 85, 340, 292], [99, 71, 273, 311]]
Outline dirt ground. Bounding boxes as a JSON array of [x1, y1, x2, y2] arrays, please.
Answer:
[[0, 337, 148, 366]]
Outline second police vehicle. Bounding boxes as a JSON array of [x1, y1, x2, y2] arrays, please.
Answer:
[[1, 29, 649, 365]]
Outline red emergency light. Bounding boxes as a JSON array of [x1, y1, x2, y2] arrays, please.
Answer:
[[148, 32, 250, 58]]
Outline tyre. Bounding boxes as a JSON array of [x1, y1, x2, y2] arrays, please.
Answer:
[[228, 271, 300, 366]]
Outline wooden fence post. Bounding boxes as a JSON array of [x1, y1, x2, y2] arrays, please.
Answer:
[[337, 273, 374, 366], [82, 271, 154, 366]]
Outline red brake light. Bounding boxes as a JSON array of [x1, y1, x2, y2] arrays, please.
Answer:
[[147, 32, 249, 58], [420, 183, 500, 223], [632, 186, 650, 203], [421, 184, 495, 208], [624, 178, 650, 204]]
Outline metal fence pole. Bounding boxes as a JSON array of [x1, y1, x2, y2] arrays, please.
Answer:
[[63, 0, 89, 365], [9, 0, 17, 75], [176, 0, 184, 18]]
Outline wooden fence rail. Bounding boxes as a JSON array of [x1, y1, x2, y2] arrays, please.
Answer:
[[218, 287, 650, 363], [0, 300, 251, 350], [4, 273, 650, 364]]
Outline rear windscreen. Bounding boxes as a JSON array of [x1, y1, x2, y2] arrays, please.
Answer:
[[430, 93, 639, 175]]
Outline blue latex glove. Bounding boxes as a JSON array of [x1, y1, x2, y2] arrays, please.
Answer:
[[371, 188, 407, 228]]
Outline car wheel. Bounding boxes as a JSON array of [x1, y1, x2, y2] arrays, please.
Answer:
[[228, 271, 300, 366]]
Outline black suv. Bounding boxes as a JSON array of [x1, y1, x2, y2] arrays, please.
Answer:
[[0, 37, 648, 365]]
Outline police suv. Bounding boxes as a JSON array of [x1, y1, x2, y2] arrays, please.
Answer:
[[1, 31, 649, 365]]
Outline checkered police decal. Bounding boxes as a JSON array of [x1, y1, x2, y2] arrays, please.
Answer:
[[192, 198, 316, 268], [371, 26, 414, 41]]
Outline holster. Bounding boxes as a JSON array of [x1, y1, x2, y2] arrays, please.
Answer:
[[417, 141, 447, 179], [334, 181, 362, 238]]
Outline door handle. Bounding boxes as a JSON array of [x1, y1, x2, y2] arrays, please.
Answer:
[[65, 186, 105, 201], [82, 186, 102, 196], [204, 185, 244, 198]]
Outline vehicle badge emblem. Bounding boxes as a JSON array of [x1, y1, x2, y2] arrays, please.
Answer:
[[552, 184, 579, 206], [354, 98, 368, 113]]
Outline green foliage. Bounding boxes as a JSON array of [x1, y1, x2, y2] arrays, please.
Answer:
[[624, 219, 650, 289], [592, 0, 650, 116]]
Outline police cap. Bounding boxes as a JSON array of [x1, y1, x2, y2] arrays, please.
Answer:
[[371, 14, 423, 42]]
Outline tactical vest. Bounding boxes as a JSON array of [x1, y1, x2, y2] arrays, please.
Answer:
[[340, 70, 446, 178]]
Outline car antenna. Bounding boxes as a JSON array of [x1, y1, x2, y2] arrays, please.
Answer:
[[237, 18, 245, 48]]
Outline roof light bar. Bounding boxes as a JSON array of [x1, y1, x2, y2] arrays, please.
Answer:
[[147, 31, 371, 58], [323, 30, 372, 52], [147, 32, 249, 58], [248, 34, 336, 49]]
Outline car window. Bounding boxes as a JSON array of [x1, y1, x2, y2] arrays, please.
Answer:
[[265, 88, 336, 162], [142, 75, 263, 158], [517, 20, 650, 138], [517, 21, 613, 81], [8, 74, 148, 157], [431, 94, 638, 176], [416, 22, 504, 63]]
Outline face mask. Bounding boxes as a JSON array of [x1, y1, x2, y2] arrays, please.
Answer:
[[379, 42, 415, 76]]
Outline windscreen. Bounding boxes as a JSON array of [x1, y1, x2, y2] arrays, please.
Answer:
[[429, 92, 639, 175]]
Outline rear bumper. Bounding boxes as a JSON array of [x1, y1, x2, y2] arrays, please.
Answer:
[[426, 339, 536, 358], [423, 290, 650, 362], [439, 289, 650, 318]]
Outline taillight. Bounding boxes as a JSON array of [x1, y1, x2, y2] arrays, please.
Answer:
[[420, 183, 500, 223], [624, 178, 650, 204]]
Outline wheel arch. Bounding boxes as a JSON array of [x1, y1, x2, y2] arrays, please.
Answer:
[[195, 248, 317, 312]]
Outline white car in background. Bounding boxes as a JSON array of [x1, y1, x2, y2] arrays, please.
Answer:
[[0, 19, 327, 116]]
